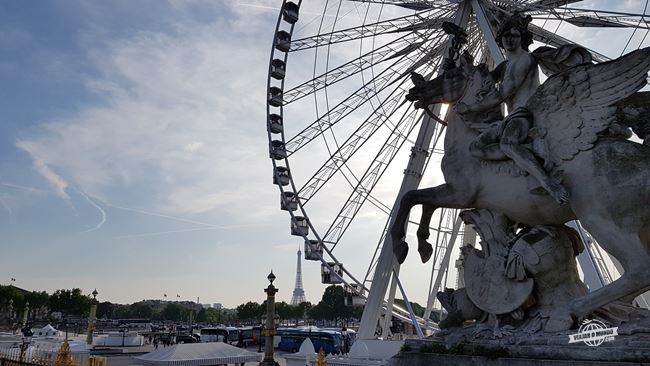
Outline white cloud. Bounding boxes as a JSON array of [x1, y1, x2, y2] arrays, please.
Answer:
[[16, 2, 277, 220], [184, 141, 204, 152], [16, 142, 70, 200]]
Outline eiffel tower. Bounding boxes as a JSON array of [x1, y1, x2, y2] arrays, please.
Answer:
[[290, 246, 306, 305]]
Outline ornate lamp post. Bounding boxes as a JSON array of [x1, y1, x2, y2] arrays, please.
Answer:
[[8, 299, 14, 325], [21, 301, 30, 328], [19, 307, 33, 363], [259, 271, 279, 366], [87, 289, 98, 345]]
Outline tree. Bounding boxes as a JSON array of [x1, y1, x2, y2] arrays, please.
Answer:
[[112, 304, 131, 319], [307, 286, 358, 326], [275, 302, 291, 325], [96, 301, 115, 319], [129, 302, 154, 319], [291, 302, 311, 324], [161, 303, 184, 322], [196, 308, 207, 323], [49, 289, 91, 316], [25, 291, 49, 319], [319, 285, 351, 325], [236, 301, 262, 323], [394, 299, 425, 317], [204, 308, 223, 324], [0, 285, 25, 313]]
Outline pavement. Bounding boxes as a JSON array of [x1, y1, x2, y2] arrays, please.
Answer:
[[102, 345, 289, 366]]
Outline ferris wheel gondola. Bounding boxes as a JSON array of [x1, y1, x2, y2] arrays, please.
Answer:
[[266, 0, 650, 339]]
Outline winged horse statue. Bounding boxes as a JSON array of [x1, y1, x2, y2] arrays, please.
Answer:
[[390, 47, 650, 324]]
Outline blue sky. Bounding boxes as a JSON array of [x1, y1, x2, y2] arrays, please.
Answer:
[[1, 0, 293, 307], [1, 0, 649, 309]]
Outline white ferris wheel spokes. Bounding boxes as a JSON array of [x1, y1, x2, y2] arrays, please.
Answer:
[[266, 0, 650, 339]]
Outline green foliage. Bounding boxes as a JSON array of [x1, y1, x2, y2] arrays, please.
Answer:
[[306, 285, 356, 325], [25, 291, 49, 310], [0, 285, 38, 312], [236, 301, 262, 322], [205, 307, 233, 324], [49, 288, 92, 316], [196, 308, 207, 323], [129, 302, 154, 318], [394, 299, 425, 317], [161, 303, 184, 321], [96, 301, 115, 318], [296, 301, 312, 319], [275, 301, 291, 322]]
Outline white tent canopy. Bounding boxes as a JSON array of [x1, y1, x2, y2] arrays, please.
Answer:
[[31, 324, 58, 337], [135, 343, 263, 366]]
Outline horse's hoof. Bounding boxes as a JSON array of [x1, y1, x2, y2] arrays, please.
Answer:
[[418, 243, 433, 263], [545, 307, 575, 332], [393, 241, 409, 264]]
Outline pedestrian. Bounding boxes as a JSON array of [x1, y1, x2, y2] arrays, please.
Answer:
[[341, 327, 350, 354]]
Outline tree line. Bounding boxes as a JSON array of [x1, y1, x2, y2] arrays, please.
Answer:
[[0, 284, 433, 325], [0, 285, 365, 325]]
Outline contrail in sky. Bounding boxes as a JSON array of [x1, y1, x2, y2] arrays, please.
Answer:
[[0, 181, 45, 194], [113, 226, 222, 239], [0, 197, 13, 222], [95, 200, 255, 239], [104, 202, 230, 228], [76, 189, 107, 233]]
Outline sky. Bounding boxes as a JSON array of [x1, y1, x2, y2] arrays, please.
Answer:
[[1, 0, 649, 309]]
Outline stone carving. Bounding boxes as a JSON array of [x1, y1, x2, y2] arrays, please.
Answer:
[[437, 209, 590, 334], [391, 12, 650, 327]]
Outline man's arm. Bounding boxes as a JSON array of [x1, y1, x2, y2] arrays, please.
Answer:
[[459, 55, 535, 114]]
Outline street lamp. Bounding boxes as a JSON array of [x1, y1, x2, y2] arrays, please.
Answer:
[[259, 271, 279, 366], [19, 325, 33, 362], [21, 301, 30, 328], [87, 289, 98, 345], [8, 299, 14, 332]]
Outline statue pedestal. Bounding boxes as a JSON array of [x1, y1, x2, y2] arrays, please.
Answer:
[[390, 351, 650, 366], [390, 329, 650, 365]]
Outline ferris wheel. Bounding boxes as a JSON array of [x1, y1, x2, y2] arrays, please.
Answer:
[[265, 0, 650, 339]]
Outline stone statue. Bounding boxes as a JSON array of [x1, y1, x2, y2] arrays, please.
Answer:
[[437, 209, 590, 334], [390, 12, 650, 325], [457, 14, 569, 205]]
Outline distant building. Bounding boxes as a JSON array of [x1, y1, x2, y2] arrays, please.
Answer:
[[291, 247, 306, 305], [213, 303, 223, 310], [202, 304, 212, 309]]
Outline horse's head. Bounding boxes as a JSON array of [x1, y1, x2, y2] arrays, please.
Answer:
[[406, 52, 500, 119]]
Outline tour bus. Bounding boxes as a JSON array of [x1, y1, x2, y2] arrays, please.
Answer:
[[277, 327, 342, 355], [117, 318, 153, 330], [200, 327, 240, 345], [237, 326, 264, 347]]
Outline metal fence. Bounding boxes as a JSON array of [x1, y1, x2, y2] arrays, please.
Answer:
[[0, 347, 109, 366]]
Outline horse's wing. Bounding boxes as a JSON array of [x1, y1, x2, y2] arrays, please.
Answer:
[[527, 47, 650, 165]]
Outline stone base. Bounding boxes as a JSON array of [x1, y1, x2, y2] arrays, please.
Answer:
[[390, 352, 650, 366], [259, 359, 281, 366], [390, 335, 650, 365]]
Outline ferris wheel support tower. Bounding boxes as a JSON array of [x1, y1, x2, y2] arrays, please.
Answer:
[[357, 1, 473, 340]]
